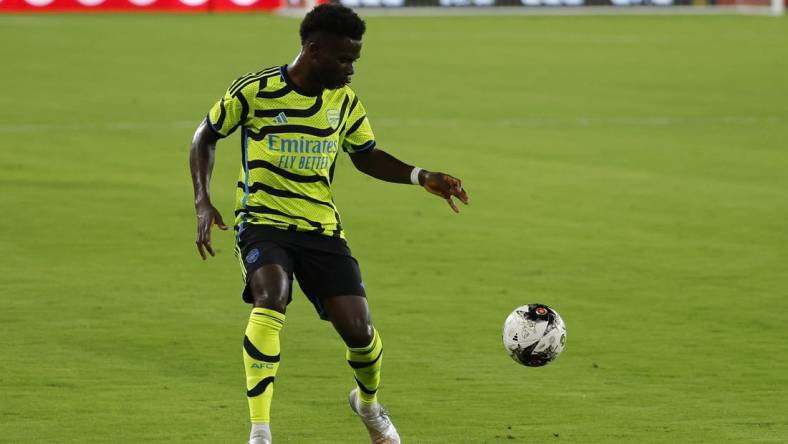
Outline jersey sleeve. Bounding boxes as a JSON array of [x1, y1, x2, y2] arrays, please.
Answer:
[[205, 77, 257, 138], [342, 95, 376, 154]]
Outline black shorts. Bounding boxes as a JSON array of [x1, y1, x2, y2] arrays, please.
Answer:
[[235, 225, 366, 320]]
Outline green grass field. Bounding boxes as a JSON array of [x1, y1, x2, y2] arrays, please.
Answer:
[[1, 12, 787, 443]]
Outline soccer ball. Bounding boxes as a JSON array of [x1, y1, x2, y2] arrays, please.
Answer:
[[502, 304, 566, 367]]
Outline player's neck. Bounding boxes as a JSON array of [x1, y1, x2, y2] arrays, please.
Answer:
[[287, 54, 323, 97]]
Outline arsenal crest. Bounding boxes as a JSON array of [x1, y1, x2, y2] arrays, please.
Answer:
[[326, 109, 340, 129]]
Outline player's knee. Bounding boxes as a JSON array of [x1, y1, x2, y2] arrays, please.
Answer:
[[251, 281, 288, 310], [249, 266, 289, 312], [346, 322, 374, 348]]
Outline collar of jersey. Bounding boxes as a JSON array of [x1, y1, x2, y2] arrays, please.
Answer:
[[280, 65, 323, 98]]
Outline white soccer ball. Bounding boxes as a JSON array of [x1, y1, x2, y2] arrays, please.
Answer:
[[503, 304, 566, 367]]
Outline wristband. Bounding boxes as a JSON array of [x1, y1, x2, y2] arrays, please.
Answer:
[[410, 167, 423, 185]]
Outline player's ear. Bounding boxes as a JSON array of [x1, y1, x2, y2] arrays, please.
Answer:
[[304, 41, 322, 62]]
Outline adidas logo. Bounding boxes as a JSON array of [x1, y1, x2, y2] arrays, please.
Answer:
[[273, 112, 289, 124]]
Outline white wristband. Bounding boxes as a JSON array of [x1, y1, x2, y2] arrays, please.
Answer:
[[410, 167, 423, 185]]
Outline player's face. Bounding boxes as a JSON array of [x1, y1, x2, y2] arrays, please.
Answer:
[[313, 36, 362, 90]]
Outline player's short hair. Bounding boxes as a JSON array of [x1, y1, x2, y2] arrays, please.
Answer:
[[300, 3, 366, 44]]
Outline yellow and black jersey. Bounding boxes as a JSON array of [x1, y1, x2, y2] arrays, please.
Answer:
[[206, 65, 375, 240]]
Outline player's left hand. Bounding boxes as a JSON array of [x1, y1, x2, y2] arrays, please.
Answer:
[[422, 172, 469, 213]]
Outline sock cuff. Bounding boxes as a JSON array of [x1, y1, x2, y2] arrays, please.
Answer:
[[348, 327, 379, 353], [347, 328, 382, 362], [249, 308, 286, 329]]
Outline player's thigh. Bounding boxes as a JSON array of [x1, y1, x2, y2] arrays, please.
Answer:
[[322, 295, 374, 348], [238, 241, 294, 311], [248, 264, 292, 311], [295, 251, 372, 347]]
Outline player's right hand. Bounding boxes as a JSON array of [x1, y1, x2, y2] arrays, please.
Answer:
[[195, 202, 228, 260]]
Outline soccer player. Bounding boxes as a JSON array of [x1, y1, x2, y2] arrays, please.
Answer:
[[189, 4, 468, 444]]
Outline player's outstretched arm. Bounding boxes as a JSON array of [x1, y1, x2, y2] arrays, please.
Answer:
[[189, 120, 228, 260], [349, 147, 469, 213]]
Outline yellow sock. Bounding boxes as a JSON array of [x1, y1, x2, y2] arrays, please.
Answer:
[[243, 308, 285, 423], [346, 328, 383, 405]]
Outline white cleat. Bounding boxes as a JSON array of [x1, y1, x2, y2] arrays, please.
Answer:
[[348, 388, 401, 444], [247, 429, 271, 444]]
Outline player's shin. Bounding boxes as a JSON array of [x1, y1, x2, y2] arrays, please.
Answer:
[[243, 308, 285, 425], [346, 327, 383, 405]]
